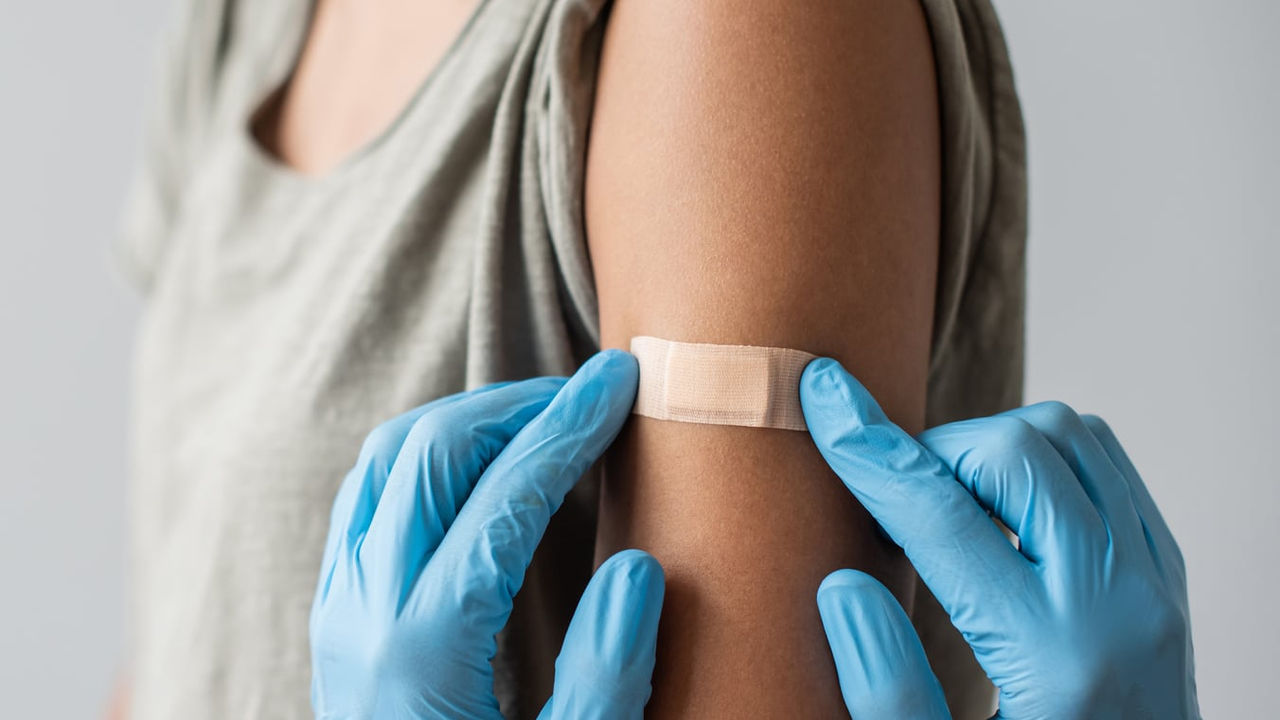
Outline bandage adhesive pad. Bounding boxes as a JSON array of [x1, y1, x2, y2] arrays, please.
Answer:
[[629, 336, 817, 431]]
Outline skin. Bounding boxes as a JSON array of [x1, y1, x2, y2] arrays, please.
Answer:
[[252, 0, 483, 175], [585, 0, 941, 717]]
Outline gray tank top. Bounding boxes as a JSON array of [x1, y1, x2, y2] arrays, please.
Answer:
[[117, 0, 1026, 717]]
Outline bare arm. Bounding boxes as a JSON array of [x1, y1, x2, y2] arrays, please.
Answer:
[[585, 0, 941, 715]]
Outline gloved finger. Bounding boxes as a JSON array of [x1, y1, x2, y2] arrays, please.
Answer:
[[539, 550, 665, 720], [412, 349, 639, 652], [354, 376, 567, 601], [800, 359, 1030, 635], [916, 414, 1105, 568], [1080, 414, 1186, 584], [817, 570, 951, 720], [1001, 402, 1147, 555], [317, 380, 548, 596]]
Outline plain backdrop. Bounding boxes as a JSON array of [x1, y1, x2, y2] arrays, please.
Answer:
[[1, 1, 1275, 717]]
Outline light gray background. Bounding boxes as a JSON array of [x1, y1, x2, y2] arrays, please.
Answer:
[[1, 1, 1275, 717]]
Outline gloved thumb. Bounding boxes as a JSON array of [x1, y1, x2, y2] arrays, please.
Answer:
[[539, 550, 665, 720], [817, 569, 952, 720]]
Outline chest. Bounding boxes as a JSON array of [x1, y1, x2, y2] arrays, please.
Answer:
[[251, 0, 484, 176]]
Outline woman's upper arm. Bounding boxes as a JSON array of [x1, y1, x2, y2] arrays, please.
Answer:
[[584, 0, 943, 715], [585, 0, 940, 426]]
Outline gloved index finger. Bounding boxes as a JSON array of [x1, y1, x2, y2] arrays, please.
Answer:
[[318, 379, 561, 598], [1080, 414, 1185, 584], [355, 376, 568, 603], [410, 349, 639, 655], [916, 413, 1106, 569], [1000, 402, 1145, 558], [799, 358, 1030, 640]]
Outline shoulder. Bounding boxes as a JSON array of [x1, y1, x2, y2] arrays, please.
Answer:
[[596, 0, 937, 82], [588, 0, 940, 184], [585, 0, 941, 259]]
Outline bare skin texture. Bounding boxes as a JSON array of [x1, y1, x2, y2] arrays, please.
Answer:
[[253, 0, 482, 175], [585, 1, 941, 717]]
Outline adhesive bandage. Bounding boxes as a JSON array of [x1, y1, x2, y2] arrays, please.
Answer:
[[629, 336, 817, 431]]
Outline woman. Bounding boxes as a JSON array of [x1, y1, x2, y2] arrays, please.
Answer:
[[115, 0, 1025, 717]]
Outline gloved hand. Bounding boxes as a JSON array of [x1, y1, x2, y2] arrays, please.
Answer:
[[800, 358, 1199, 720], [310, 350, 665, 720]]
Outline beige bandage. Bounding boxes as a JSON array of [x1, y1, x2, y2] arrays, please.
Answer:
[[630, 336, 817, 431]]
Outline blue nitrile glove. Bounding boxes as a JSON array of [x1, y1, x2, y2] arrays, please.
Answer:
[[800, 358, 1199, 720], [310, 350, 665, 720]]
